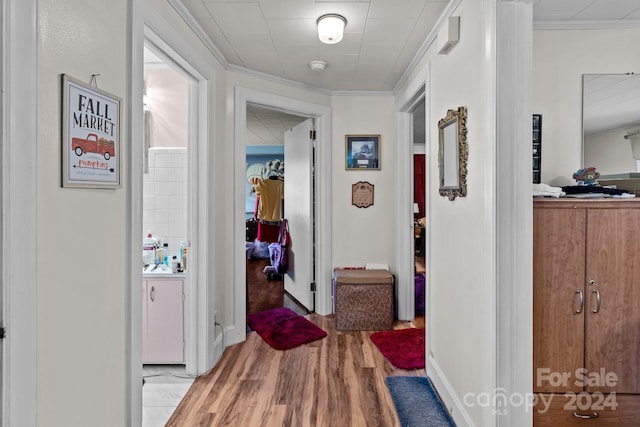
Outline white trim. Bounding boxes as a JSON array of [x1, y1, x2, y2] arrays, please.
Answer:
[[2, 0, 37, 425], [231, 87, 332, 346], [481, 0, 498, 425], [395, 70, 429, 321], [428, 355, 475, 427], [533, 19, 640, 31], [393, 0, 462, 95], [495, 1, 533, 426], [130, 1, 215, 424]]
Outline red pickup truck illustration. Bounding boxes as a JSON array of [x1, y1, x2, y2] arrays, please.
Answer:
[[72, 133, 115, 160]]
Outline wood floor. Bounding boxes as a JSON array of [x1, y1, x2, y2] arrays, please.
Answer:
[[166, 315, 425, 426]]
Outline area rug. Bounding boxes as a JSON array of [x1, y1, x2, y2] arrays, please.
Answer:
[[247, 307, 327, 350], [370, 328, 425, 369], [386, 376, 456, 427]]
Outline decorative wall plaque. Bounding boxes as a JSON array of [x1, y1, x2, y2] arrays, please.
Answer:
[[351, 181, 374, 208]]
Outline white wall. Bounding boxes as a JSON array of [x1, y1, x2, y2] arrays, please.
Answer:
[[396, 0, 492, 425], [331, 95, 397, 269], [533, 28, 640, 184], [37, 0, 128, 425]]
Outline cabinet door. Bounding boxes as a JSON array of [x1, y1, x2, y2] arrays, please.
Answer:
[[144, 279, 184, 364], [534, 207, 586, 393], [586, 209, 640, 394]]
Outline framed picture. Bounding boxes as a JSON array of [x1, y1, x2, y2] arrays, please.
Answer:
[[345, 134, 380, 170], [62, 74, 121, 188]]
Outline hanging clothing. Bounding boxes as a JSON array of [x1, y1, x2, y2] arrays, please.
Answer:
[[254, 178, 284, 222]]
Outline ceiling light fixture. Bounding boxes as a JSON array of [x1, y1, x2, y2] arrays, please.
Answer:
[[317, 14, 347, 45], [309, 60, 327, 71]]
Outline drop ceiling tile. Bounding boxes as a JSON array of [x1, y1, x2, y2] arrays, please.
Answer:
[[362, 18, 416, 45], [197, 18, 243, 64], [259, 0, 315, 19], [319, 54, 359, 71], [357, 44, 401, 64], [240, 53, 286, 75], [318, 33, 363, 55], [227, 33, 277, 55], [205, 3, 269, 36], [268, 19, 317, 44], [573, 0, 640, 20], [277, 45, 320, 64], [532, 0, 598, 20], [181, 0, 213, 19], [368, 0, 428, 19]]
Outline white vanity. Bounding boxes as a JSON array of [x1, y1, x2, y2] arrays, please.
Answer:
[[142, 272, 185, 364]]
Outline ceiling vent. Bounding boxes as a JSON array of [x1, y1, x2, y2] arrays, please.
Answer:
[[438, 16, 460, 55]]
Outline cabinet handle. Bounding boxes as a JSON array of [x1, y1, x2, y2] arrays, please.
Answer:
[[575, 289, 584, 314], [572, 411, 599, 419], [150, 286, 156, 302], [592, 289, 601, 314]]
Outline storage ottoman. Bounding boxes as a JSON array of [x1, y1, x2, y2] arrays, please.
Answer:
[[334, 269, 394, 330]]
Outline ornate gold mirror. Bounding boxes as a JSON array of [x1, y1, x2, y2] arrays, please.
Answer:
[[438, 106, 468, 201]]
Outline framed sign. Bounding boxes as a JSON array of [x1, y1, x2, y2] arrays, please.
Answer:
[[345, 134, 380, 170], [62, 74, 121, 188], [352, 181, 374, 208]]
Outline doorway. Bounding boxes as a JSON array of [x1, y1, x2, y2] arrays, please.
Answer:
[[244, 105, 311, 316], [412, 97, 426, 328], [232, 88, 332, 346], [131, 21, 213, 424]]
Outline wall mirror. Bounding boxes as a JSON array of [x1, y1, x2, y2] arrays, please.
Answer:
[[438, 106, 468, 201], [583, 74, 640, 177]]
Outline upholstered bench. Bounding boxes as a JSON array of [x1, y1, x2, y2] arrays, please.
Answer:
[[333, 269, 394, 330]]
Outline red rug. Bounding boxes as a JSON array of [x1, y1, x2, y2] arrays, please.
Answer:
[[247, 307, 327, 350], [370, 328, 425, 369]]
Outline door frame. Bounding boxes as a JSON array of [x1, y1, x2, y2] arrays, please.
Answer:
[[396, 71, 430, 322], [130, 1, 214, 424], [230, 87, 332, 346], [2, 0, 37, 425]]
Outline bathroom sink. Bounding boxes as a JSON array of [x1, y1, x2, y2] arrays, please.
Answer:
[[143, 264, 172, 274]]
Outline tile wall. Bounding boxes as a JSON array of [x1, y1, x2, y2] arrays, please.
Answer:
[[143, 147, 188, 257]]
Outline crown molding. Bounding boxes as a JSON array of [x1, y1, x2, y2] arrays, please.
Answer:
[[533, 19, 640, 31], [392, 0, 462, 95], [167, 0, 228, 67]]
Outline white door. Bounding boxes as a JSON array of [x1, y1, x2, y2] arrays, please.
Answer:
[[284, 119, 314, 310]]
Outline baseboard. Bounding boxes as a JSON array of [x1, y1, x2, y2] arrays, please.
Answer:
[[428, 355, 476, 427]]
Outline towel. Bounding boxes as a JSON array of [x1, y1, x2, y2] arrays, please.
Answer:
[[533, 183, 565, 198]]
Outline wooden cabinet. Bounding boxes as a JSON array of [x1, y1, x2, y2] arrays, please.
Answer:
[[533, 199, 640, 425], [143, 277, 184, 364]]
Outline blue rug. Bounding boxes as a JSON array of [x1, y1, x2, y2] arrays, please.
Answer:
[[386, 376, 456, 427]]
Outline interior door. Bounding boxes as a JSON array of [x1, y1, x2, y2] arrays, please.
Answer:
[[284, 119, 314, 310]]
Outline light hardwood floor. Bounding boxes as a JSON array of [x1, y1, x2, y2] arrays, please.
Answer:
[[166, 314, 425, 426]]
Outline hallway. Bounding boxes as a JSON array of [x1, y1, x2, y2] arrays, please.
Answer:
[[166, 315, 424, 426]]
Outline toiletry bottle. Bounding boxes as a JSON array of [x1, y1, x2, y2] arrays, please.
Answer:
[[143, 232, 157, 265], [179, 241, 187, 271], [171, 256, 179, 273], [155, 241, 163, 265], [163, 243, 169, 265]]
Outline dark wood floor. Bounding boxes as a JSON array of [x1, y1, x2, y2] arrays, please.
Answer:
[[166, 314, 425, 426]]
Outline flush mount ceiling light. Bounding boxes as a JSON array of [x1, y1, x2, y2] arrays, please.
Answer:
[[317, 14, 347, 45], [309, 60, 327, 71]]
